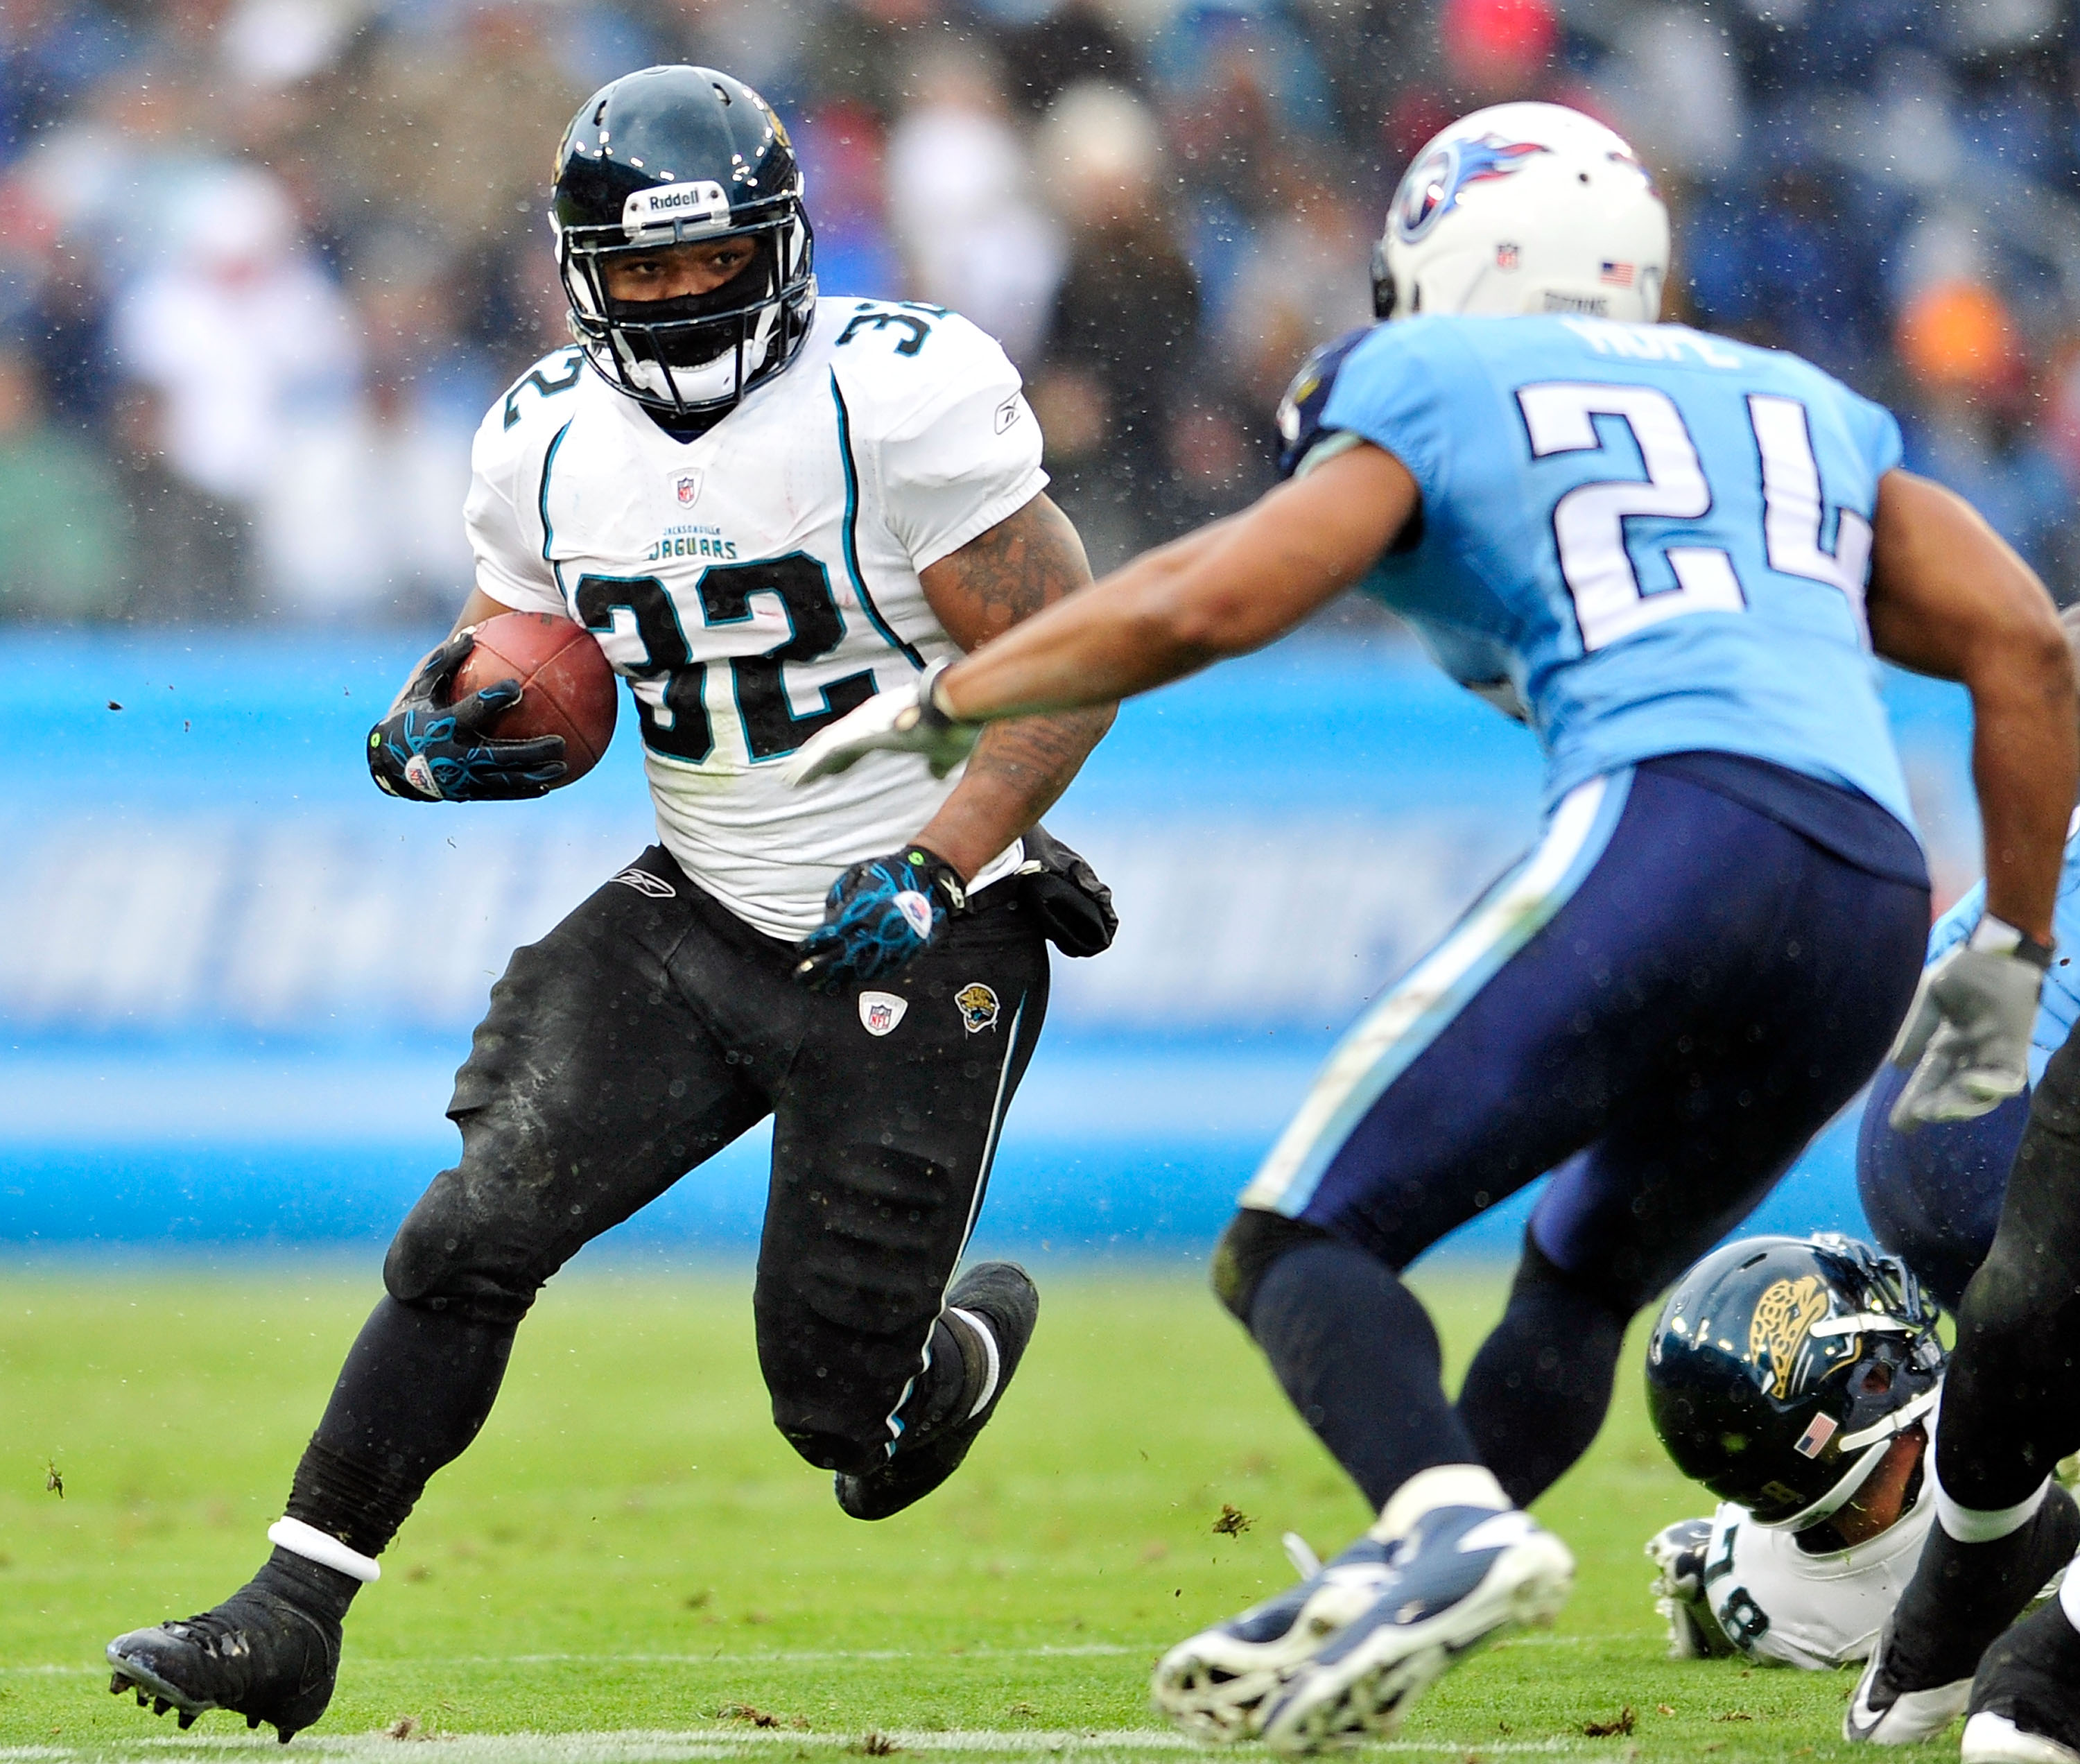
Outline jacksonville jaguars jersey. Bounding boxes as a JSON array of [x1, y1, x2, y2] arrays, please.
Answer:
[[467, 297, 1045, 939], [1926, 809, 2080, 1084], [1699, 1484, 1935, 1670], [1296, 315, 1915, 831]]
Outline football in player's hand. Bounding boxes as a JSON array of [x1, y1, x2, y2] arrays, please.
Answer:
[[452, 612, 618, 784]]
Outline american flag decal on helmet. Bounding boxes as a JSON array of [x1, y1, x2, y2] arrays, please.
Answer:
[[1600, 261, 1636, 287], [1793, 1412, 1839, 1459]]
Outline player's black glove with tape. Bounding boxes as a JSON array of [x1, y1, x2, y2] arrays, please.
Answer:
[[793, 845, 967, 992], [366, 631, 567, 803]]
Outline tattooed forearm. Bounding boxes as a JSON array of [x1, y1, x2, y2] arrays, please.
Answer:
[[910, 492, 1115, 877]]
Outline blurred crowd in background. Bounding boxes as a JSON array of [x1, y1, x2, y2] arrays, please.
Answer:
[[4, 0, 2080, 621]]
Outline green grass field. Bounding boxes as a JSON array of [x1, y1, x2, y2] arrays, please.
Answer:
[[2, 1262, 1882, 1762]]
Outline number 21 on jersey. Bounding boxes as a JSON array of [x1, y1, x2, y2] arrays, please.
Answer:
[[1516, 383, 1873, 652]]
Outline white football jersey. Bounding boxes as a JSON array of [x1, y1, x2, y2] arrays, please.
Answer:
[[1700, 1485, 1934, 1670], [465, 296, 1046, 939]]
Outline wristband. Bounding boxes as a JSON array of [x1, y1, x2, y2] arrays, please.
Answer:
[[1969, 914, 2054, 970]]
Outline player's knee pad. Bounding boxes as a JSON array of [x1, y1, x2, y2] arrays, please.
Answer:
[[1211, 1208, 1335, 1325], [382, 1174, 541, 1328]]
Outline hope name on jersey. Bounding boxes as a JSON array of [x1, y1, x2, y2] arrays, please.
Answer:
[[1699, 1487, 1935, 1670], [1309, 315, 1917, 836], [466, 297, 1045, 939]]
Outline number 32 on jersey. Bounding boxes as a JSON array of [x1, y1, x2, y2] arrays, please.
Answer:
[[1516, 382, 1873, 652]]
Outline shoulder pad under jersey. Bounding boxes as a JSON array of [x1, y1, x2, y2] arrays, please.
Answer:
[[1275, 325, 1376, 481]]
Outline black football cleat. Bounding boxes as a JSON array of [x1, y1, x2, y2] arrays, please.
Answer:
[[1961, 1600, 2080, 1763], [835, 1261, 1038, 1521], [1846, 1485, 2080, 1745], [107, 1575, 340, 1743]]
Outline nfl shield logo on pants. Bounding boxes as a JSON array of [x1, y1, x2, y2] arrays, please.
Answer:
[[859, 991, 908, 1037]]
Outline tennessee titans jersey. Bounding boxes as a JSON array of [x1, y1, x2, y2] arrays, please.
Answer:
[[1295, 314, 1914, 827], [1925, 810, 2080, 1082]]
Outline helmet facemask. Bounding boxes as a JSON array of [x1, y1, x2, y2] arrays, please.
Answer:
[[557, 202, 815, 425]]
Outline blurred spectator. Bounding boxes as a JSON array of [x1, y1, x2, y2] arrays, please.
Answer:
[[1000, 0, 1147, 116], [5, 0, 2080, 624], [1032, 80, 1202, 566], [108, 383, 254, 621], [0, 343, 128, 619], [885, 41, 1064, 359], [1895, 279, 2075, 595]]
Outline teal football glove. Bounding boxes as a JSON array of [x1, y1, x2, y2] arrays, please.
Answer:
[[367, 631, 567, 803], [792, 845, 967, 992]]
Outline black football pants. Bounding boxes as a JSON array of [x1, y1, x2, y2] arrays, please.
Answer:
[[286, 846, 1048, 1557], [1930, 1020, 2080, 1512]]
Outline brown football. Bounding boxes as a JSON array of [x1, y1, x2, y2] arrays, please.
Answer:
[[451, 610, 618, 784]]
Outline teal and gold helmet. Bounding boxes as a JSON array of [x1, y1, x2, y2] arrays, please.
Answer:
[[1645, 1234, 1943, 1531]]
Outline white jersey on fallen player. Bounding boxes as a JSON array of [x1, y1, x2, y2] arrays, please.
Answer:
[[1698, 1483, 1935, 1670], [466, 295, 1043, 939]]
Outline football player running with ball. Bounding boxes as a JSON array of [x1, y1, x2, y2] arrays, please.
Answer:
[[790, 103, 2077, 1751], [105, 65, 1114, 1741]]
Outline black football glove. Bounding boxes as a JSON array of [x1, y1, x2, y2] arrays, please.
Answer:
[[366, 630, 568, 803], [792, 845, 967, 992]]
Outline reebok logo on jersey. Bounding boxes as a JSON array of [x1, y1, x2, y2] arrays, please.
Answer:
[[955, 983, 999, 1034], [612, 867, 677, 899], [621, 180, 729, 238], [859, 991, 907, 1037], [994, 393, 1023, 434]]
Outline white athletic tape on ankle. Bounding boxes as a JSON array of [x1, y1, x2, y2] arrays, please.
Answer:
[[2061, 1560, 2080, 1632], [1370, 1464, 1509, 1542], [947, 1308, 1000, 1421], [268, 1516, 382, 1583], [1932, 1467, 2049, 1544]]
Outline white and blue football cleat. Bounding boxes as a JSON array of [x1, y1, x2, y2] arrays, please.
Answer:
[[1255, 1467, 1575, 1754], [1150, 1531, 1398, 1742]]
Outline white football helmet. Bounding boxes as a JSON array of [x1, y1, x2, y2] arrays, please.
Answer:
[[1373, 101, 1669, 325]]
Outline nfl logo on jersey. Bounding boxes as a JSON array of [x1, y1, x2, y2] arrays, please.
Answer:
[[674, 471, 702, 507]]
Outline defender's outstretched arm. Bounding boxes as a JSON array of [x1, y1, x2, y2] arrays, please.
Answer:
[[1867, 468, 2075, 1128], [947, 444, 1417, 720], [1866, 469, 2074, 945], [784, 444, 1419, 786]]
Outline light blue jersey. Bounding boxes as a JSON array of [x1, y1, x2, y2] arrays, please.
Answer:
[[1311, 314, 1914, 829], [1926, 812, 2080, 1083]]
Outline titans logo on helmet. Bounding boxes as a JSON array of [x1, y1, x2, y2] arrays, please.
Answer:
[[1394, 135, 1552, 244]]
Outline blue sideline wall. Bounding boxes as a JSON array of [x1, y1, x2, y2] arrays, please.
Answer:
[[0, 629, 1983, 1261]]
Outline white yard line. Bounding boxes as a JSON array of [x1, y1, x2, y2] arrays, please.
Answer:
[[0, 1731, 1618, 1763]]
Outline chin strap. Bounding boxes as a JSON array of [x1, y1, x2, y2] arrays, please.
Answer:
[[1757, 1386, 1941, 1535]]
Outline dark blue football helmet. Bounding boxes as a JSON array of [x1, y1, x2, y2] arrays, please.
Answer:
[[551, 65, 815, 426], [1645, 1234, 1944, 1531]]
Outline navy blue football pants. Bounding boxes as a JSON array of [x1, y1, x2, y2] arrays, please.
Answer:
[[1857, 1061, 2029, 1310], [1219, 761, 1929, 1512]]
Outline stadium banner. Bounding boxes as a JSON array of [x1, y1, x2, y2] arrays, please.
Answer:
[[0, 632, 1982, 1254]]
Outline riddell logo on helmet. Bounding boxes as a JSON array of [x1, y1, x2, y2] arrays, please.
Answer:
[[622, 181, 729, 237]]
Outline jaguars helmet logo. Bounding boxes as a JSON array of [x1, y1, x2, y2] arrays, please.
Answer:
[[955, 983, 1000, 1035], [1748, 1275, 1832, 1401]]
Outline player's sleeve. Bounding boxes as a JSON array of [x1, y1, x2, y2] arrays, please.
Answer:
[[1275, 326, 1374, 480], [462, 404, 566, 616], [1821, 372, 1906, 483], [869, 317, 1048, 572], [1315, 322, 1454, 507]]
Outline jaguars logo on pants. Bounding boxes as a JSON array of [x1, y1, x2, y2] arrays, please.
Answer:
[[955, 983, 1000, 1034]]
